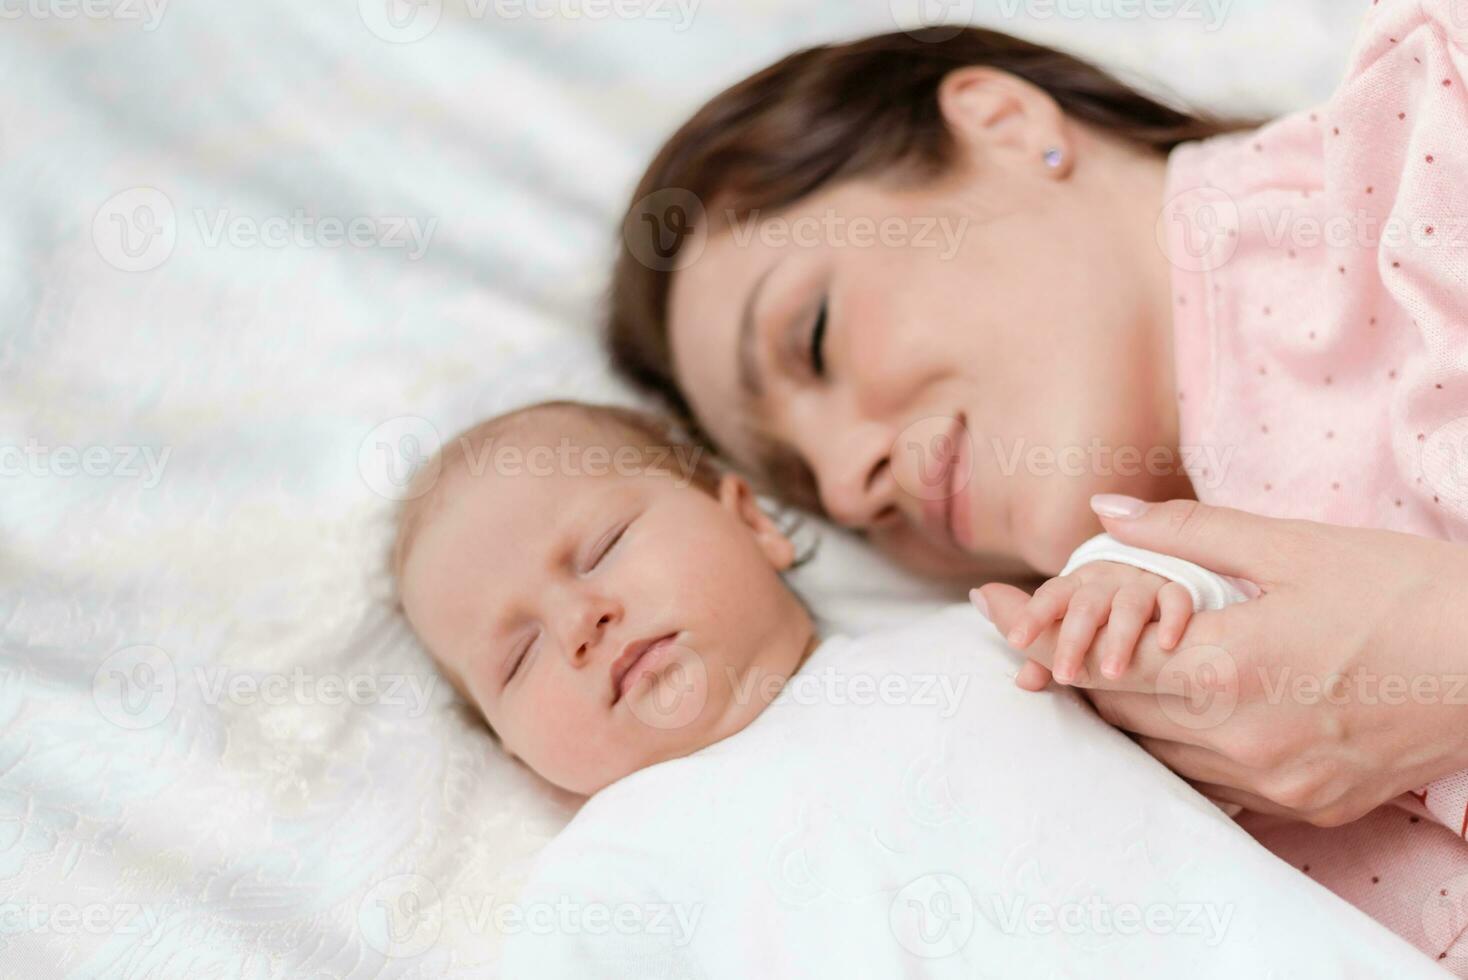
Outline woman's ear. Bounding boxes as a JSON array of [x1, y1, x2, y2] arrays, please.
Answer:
[[936, 66, 1073, 179], [717, 472, 797, 570]]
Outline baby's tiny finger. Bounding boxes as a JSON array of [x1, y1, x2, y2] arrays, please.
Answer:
[[1009, 578, 1077, 649], [1100, 586, 1152, 678], [1053, 585, 1112, 684], [1156, 583, 1194, 650], [1015, 659, 1053, 691]]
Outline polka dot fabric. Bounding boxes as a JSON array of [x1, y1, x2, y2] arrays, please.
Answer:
[[1162, 0, 1468, 968]]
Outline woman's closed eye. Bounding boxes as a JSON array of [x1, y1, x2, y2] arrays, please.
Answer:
[[806, 298, 828, 377]]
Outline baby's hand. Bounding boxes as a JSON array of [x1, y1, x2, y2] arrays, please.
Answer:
[[1005, 562, 1194, 684]]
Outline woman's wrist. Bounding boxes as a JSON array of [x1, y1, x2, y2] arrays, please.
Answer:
[[1378, 538, 1468, 781]]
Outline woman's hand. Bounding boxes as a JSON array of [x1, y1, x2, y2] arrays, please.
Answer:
[[973, 496, 1468, 827]]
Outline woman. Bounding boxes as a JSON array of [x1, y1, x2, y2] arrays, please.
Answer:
[[605, 5, 1468, 967]]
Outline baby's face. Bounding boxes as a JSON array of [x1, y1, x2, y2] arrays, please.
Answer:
[[400, 420, 817, 795]]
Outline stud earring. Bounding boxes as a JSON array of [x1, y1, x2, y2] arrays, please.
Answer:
[[1043, 147, 1064, 168]]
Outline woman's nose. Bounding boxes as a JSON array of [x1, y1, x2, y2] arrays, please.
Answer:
[[805, 424, 898, 528]]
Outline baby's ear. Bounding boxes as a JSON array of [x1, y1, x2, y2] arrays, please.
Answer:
[[717, 473, 797, 570]]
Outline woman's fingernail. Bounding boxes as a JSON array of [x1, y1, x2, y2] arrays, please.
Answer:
[[1091, 494, 1149, 519], [1006, 627, 1025, 647], [1102, 659, 1122, 679], [968, 589, 990, 620]]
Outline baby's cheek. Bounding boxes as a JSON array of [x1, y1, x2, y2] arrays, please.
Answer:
[[500, 686, 596, 793]]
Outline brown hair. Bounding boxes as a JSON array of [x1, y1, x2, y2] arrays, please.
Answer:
[[607, 26, 1261, 512]]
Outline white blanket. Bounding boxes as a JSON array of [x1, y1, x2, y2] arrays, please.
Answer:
[[503, 604, 1442, 978]]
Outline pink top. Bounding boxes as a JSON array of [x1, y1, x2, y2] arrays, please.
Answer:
[[1161, 0, 1468, 967]]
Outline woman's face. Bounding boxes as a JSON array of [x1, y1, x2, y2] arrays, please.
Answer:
[[665, 70, 1190, 579]]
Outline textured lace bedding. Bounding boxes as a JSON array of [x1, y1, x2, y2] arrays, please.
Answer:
[[1, 1, 1357, 975]]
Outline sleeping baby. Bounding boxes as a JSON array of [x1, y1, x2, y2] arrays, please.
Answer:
[[384, 401, 1429, 977]]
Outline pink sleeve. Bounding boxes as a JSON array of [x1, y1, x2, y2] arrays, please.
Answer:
[[1341, 0, 1468, 538], [1344, 0, 1468, 835]]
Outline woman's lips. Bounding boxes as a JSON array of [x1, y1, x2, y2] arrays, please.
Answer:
[[918, 414, 974, 552], [947, 421, 974, 551]]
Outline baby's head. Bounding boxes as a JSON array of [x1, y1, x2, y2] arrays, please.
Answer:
[[393, 400, 819, 796]]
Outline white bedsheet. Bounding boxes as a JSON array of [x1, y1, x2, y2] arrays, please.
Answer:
[[0, 1, 1377, 977]]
